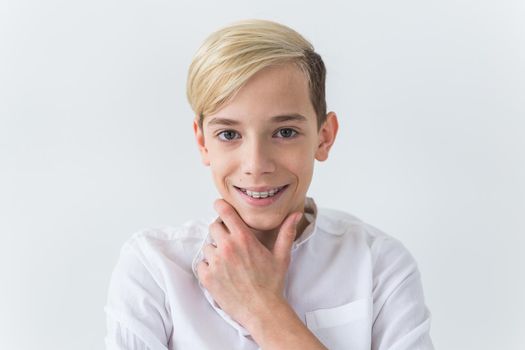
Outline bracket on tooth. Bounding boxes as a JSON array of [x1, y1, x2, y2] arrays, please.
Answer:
[[245, 188, 280, 198]]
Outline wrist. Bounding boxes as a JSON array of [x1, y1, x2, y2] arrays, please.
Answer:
[[245, 299, 326, 349], [242, 295, 289, 332]]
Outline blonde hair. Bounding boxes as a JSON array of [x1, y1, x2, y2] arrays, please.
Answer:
[[186, 19, 327, 130]]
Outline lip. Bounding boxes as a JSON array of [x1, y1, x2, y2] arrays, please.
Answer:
[[233, 184, 289, 207]]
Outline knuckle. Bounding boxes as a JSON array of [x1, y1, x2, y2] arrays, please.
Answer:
[[196, 263, 208, 280], [209, 221, 221, 231], [222, 204, 233, 215], [210, 254, 221, 266], [217, 203, 234, 218], [220, 241, 234, 256], [237, 232, 251, 246], [200, 271, 211, 286], [203, 244, 213, 256]]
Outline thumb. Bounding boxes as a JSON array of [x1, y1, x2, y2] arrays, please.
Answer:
[[272, 212, 303, 262]]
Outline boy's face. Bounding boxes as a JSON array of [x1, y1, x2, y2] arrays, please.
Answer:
[[194, 63, 337, 233]]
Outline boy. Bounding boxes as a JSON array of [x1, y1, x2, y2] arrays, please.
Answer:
[[105, 19, 434, 349]]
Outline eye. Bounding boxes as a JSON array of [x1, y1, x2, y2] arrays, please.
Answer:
[[275, 128, 298, 138], [217, 130, 240, 141]]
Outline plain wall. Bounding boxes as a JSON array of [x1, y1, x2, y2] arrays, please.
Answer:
[[1, 0, 524, 349]]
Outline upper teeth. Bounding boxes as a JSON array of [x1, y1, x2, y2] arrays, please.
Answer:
[[241, 187, 283, 198]]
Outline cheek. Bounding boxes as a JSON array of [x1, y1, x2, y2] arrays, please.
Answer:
[[283, 154, 315, 185], [209, 159, 235, 191]]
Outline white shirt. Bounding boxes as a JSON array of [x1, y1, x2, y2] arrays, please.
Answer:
[[104, 197, 434, 350]]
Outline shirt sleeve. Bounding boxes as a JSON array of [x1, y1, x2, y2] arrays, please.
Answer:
[[105, 315, 153, 350], [371, 236, 434, 350], [104, 237, 172, 350]]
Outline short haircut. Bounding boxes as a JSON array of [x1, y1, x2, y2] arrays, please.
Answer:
[[186, 19, 327, 131]]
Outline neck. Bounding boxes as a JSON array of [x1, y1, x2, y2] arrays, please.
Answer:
[[253, 213, 311, 251]]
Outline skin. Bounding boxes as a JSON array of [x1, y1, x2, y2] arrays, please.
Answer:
[[193, 62, 339, 349]]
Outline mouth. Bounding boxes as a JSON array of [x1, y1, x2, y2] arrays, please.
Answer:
[[233, 184, 289, 206], [233, 185, 288, 198]]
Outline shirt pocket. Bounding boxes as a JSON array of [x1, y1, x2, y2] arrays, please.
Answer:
[[305, 297, 372, 350]]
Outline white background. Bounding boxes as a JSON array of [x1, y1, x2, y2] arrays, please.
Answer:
[[1, 0, 524, 349]]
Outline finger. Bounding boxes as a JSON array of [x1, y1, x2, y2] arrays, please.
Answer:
[[272, 212, 302, 262], [202, 243, 217, 264], [195, 260, 210, 285], [213, 199, 249, 236], [209, 216, 229, 246]]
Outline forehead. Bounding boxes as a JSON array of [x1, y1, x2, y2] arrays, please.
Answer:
[[205, 63, 316, 126]]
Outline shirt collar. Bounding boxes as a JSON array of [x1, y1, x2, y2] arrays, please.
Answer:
[[291, 196, 318, 250]]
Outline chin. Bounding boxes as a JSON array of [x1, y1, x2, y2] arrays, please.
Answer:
[[242, 213, 284, 232]]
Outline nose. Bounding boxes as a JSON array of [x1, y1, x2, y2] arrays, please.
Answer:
[[241, 137, 275, 176]]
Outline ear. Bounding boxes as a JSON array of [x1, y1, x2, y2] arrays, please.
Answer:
[[193, 117, 210, 166], [315, 112, 339, 161]]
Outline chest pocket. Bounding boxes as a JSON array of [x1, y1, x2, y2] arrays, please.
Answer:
[[305, 297, 372, 350]]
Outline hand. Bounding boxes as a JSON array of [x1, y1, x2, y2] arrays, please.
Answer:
[[195, 199, 303, 329]]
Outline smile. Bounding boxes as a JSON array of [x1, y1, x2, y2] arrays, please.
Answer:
[[236, 185, 286, 198], [233, 185, 289, 206]]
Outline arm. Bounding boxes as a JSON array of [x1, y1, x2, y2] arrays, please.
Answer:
[[105, 237, 172, 350], [246, 298, 328, 350], [371, 236, 434, 349]]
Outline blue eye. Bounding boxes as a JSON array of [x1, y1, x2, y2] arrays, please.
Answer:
[[275, 128, 298, 138], [217, 130, 240, 141]]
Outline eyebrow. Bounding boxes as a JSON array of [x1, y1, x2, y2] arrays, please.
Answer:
[[207, 113, 307, 127]]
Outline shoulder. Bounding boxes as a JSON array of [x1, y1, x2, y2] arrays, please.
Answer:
[[123, 219, 209, 252], [315, 206, 430, 326], [316, 206, 417, 268], [106, 219, 211, 318], [105, 222, 210, 349], [115, 218, 211, 279]]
